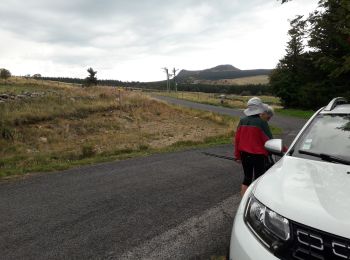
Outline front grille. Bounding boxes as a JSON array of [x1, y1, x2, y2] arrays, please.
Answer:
[[278, 221, 350, 260]]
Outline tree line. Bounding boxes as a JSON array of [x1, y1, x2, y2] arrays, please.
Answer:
[[270, 0, 350, 109], [140, 81, 272, 95]]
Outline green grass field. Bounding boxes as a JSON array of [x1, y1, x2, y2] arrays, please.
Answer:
[[275, 108, 314, 119]]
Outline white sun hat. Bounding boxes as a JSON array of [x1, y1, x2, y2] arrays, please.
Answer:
[[244, 97, 268, 116]]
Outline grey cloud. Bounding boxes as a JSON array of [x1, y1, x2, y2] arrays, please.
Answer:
[[0, 0, 273, 67], [0, 0, 267, 42]]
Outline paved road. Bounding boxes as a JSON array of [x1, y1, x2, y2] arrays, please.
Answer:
[[0, 97, 307, 260]]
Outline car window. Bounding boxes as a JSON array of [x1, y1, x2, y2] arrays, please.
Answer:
[[292, 114, 350, 162]]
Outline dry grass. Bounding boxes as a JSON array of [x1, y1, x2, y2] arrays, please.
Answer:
[[0, 79, 238, 178], [1, 80, 120, 126]]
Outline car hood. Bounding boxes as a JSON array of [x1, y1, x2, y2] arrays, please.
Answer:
[[254, 156, 350, 238]]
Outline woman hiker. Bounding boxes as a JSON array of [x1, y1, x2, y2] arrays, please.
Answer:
[[234, 97, 273, 196]]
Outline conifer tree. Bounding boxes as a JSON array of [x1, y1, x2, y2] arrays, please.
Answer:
[[84, 67, 98, 87]]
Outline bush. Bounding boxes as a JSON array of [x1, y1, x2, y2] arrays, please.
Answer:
[[138, 144, 149, 151], [1, 126, 14, 141], [80, 144, 96, 158], [240, 90, 251, 96], [0, 68, 11, 79]]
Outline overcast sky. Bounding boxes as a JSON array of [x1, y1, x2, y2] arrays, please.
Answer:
[[0, 0, 318, 82]]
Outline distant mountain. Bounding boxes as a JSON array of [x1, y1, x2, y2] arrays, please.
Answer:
[[176, 64, 272, 83], [203, 64, 240, 72]]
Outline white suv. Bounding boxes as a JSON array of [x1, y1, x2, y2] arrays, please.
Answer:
[[229, 97, 350, 260]]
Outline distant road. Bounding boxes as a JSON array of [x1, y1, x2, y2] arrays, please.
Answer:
[[154, 95, 307, 146], [0, 97, 307, 259]]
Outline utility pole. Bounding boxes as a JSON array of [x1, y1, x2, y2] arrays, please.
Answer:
[[172, 68, 179, 92], [162, 67, 170, 92]]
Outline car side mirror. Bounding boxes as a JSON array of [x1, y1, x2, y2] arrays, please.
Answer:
[[265, 139, 284, 156]]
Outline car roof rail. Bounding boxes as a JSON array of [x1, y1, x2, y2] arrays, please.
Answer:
[[324, 97, 348, 111]]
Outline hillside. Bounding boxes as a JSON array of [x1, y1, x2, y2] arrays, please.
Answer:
[[0, 78, 236, 177], [176, 64, 271, 84]]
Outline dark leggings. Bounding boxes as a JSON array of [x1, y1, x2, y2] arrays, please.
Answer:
[[241, 151, 267, 186]]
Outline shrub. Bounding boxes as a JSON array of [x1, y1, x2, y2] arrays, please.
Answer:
[[138, 144, 149, 151], [0, 68, 11, 79], [1, 125, 14, 141], [81, 144, 96, 158]]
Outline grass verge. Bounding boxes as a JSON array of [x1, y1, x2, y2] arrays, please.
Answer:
[[0, 133, 234, 180], [275, 108, 314, 119]]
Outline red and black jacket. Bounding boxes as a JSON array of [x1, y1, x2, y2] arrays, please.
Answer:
[[234, 115, 273, 160]]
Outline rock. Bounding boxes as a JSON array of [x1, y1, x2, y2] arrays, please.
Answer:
[[39, 137, 48, 143], [0, 94, 9, 99], [122, 115, 134, 122], [26, 148, 39, 153], [31, 92, 42, 97]]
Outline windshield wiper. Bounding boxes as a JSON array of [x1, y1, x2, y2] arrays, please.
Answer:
[[298, 150, 350, 165]]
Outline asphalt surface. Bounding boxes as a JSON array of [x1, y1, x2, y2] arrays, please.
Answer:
[[0, 97, 307, 260]]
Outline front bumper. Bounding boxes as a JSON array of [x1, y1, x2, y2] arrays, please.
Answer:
[[229, 211, 279, 260], [229, 182, 279, 260]]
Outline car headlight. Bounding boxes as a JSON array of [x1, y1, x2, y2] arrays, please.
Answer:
[[244, 195, 291, 254]]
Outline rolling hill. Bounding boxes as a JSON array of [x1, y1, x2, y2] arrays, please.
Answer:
[[176, 65, 272, 85]]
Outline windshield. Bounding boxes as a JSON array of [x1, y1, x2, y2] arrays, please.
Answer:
[[292, 114, 350, 163]]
